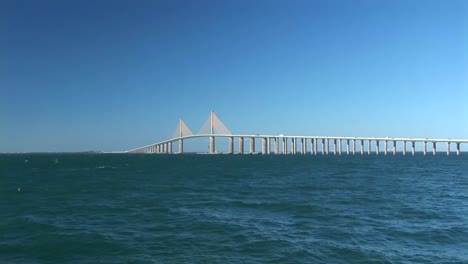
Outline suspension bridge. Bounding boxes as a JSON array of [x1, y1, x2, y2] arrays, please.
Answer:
[[126, 112, 468, 156]]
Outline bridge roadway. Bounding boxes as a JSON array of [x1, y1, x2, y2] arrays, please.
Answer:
[[126, 134, 468, 156]]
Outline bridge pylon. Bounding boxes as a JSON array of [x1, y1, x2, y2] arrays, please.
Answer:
[[198, 111, 232, 135], [172, 118, 193, 139], [172, 118, 193, 153], [198, 111, 232, 154]]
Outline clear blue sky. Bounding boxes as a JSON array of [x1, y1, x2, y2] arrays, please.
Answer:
[[1, 0, 467, 152]]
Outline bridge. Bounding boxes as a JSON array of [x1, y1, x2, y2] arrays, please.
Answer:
[[126, 112, 468, 156]]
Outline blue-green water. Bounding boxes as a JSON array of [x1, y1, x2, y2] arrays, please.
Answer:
[[1, 154, 467, 263]]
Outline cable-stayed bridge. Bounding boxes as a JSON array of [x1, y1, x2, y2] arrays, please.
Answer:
[[127, 112, 468, 156]]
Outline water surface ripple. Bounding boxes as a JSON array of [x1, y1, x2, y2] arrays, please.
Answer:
[[1, 154, 467, 263]]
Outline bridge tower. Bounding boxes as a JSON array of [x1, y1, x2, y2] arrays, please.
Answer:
[[198, 111, 232, 154], [172, 118, 193, 153]]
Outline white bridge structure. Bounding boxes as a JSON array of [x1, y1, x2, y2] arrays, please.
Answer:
[[127, 112, 468, 156]]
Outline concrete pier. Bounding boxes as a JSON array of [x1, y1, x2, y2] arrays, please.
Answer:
[[346, 140, 350, 155], [229, 137, 234, 154], [338, 139, 342, 155], [360, 140, 364, 155], [310, 139, 314, 155], [423, 141, 427, 156], [403, 141, 407, 156], [275, 137, 279, 154], [239, 137, 244, 154], [314, 138, 318, 155], [250, 137, 255, 154], [375, 141, 379, 155], [179, 139, 183, 153], [456, 142, 460, 156], [433, 142, 436, 156], [384, 141, 388, 156], [283, 137, 287, 155], [326, 139, 330, 155], [353, 139, 356, 155], [209, 136, 215, 154], [333, 139, 337, 155], [447, 142, 450, 156], [292, 138, 297, 155], [267, 138, 271, 155], [301, 138, 307, 155], [367, 140, 371, 155], [393, 141, 396, 156], [411, 141, 415, 156], [322, 139, 325, 155], [262, 138, 267, 154]]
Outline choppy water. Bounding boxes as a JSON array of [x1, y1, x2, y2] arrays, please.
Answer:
[[1, 154, 468, 263]]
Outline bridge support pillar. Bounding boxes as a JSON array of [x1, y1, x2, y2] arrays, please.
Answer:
[[367, 140, 371, 155], [447, 142, 450, 156], [333, 139, 337, 155], [433, 142, 437, 156], [262, 138, 267, 154], [291, 138, 295, 155], [282, 138, 287, 154], [229, 137, 234, 154], [275, 138, 279, 154], [456, 142, 460, 156], [267, 138, 271, 154], [321, 139, 325, 155], [346, 140, 350, 155], [326, 139, 330, 155], [239, 137, 244, 154], [423, 142, 427, 156], [250, 138, 255, 154], [393, 141, 397, 156], [361, 140, 364, 155], [376, 141, 379, 155], [299, 138, 302, 154], [306, 138, 314, 155], [384, 141, 388, 156], [209, 136, 215, 154], [353, 140, 356, 155], [303, 138, 307, 155], [412, 141, 415, 156], [294, 138, 298, 154], [168, 142, 172, 154], [313, 138, 318, 155], [295, 138, 298, 155], [179, 139, 183, 154], [403, 141, 407, 156], [338, 139, 342, 155]]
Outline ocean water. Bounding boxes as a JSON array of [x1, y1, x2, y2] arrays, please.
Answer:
[[1, 153, 467, 263]]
